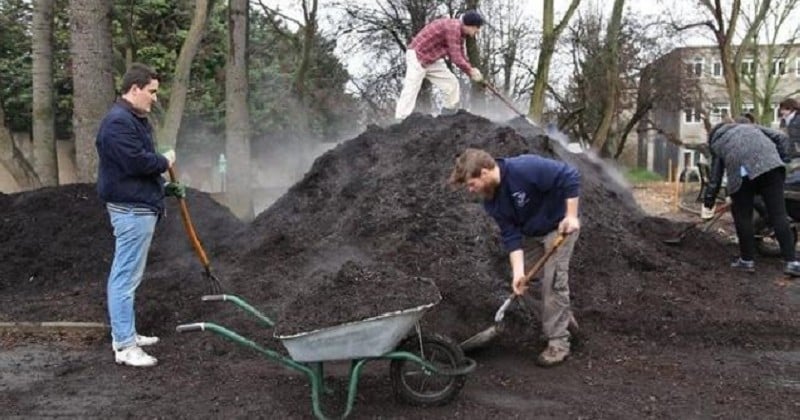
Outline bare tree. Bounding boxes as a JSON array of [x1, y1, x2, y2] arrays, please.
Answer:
[[676, 0, 771, 116], [225, 0, 253, 220], [739, 0, 800, 124], [591, 0, 625, 155], [32, 0, 58, 186], [528, 0, 580, 121], [157, 0, 215, 149], [69, 0, 115, 182]]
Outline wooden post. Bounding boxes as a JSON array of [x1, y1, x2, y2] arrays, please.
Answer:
[[667, 159, 673, 182], [673, 163, 681, 211]]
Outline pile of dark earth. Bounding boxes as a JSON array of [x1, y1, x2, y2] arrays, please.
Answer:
[[2, 111, 798, 419], [274, 261, 440, 336]]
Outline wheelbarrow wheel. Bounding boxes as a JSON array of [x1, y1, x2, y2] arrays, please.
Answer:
[[753, 213, 798, 257], [390, 333, 466, 407]]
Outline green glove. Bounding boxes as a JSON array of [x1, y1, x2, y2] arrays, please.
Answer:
[[164, 181, 186, 198]]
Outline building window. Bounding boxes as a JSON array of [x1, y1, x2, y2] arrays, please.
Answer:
[[713, 61, 722, 77], [773, 59, 786, 76], [686, 58, 703, 77], [741, 59, 755, 76], [742, 103, 755, 116], [710, 103, 730, 122], [796, 58, 800, 76], [684, 108, 702, 123]]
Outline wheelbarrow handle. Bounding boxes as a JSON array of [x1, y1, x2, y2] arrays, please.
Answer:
[[176, 323, 206, 333], [201, 294, 227, 302]]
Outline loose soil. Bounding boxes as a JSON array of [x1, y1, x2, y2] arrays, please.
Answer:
[[275, 261, 440, 336], [1, 111, 799, 419]]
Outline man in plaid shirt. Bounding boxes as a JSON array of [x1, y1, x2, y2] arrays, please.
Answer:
[[395, 11, 485, 120]]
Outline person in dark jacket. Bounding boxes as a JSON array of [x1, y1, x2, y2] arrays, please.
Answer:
[[96, 63, 184, 367], [702, 122, 800, 276], [449, 148, 581, 366], [778, 98, 800, 156]]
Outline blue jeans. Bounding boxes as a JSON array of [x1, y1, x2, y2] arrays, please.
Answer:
[[106, 204, 158, 349]]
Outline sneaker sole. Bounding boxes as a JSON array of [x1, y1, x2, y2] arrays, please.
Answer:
[[536, 353, 570, 368], [115, 359, 157, 367]]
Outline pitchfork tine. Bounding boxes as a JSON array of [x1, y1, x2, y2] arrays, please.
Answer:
[[204, 269, 223, 294]]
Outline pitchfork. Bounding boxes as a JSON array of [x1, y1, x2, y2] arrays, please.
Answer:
[[168, 166, 224, 294]]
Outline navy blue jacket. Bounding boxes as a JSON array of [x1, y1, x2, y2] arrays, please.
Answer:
[[483, 155, 581, 252], [96, 99, 170, 213]]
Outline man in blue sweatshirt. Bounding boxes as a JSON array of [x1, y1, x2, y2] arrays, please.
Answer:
[[96, 63, 184, 367], [450, 148, 581, 366]]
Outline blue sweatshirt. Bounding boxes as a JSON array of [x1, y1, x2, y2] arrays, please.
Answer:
[[483, 155, 581, 252], [96, 99, 170, 213]]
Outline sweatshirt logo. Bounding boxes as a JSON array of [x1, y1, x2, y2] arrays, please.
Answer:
[[512, 191, 529, 207]]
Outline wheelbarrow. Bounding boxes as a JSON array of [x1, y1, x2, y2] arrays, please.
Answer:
[[176, 294, 476, 420]]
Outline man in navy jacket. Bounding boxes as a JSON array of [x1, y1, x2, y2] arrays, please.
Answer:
[[96, 63, 183, 367], [450, 148, 581, 366]]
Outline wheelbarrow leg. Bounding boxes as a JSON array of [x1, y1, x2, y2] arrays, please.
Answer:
[[309, 359, 369, 420]]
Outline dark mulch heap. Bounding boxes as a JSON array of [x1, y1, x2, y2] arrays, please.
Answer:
[[1, 111, 798, 419], [274, 261, 440, 336], [0, 184, 245, 325]]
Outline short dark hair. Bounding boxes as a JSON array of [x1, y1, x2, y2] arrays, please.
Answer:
[[735, 112, 755, 124], [779, 98, 799, 112], [449, 148, 496, 186], [461, 10, 484, 27], [120, 63, 158, 94]]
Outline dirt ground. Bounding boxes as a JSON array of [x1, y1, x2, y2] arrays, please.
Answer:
[[1, 112, 799, 419]]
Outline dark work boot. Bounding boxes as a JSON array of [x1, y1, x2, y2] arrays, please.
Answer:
[[784, 261, 800, 277], [730, 258, 755, 273]]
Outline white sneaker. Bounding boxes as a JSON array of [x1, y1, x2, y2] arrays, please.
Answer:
[[135, 334, 159, 347], [114, 346, 158, 367], [112, 335, 160, 351]]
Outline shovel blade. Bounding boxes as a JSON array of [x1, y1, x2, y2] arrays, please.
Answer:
[[460, 326, 501, 352]]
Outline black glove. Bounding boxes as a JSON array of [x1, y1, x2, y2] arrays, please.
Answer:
[[164, 182, 186, 198]]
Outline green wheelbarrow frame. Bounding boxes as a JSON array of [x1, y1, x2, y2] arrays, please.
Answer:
[[176, 294, 476, 420]]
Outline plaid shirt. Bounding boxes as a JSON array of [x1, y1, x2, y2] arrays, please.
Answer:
[[409, 18, 473, 74]]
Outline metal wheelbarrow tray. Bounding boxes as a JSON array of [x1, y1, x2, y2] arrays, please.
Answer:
[[176, 294, 476, 420]]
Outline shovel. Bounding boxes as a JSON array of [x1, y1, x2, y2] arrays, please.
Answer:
[[482, 82, 539, 127], [461, 233, 567, 352], [168, 166, 224, 294], [662, 202, 730, 245]]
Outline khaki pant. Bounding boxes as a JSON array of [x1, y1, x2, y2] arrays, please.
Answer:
[[394, 49, 460, 120], [518, 230, 579, 350]]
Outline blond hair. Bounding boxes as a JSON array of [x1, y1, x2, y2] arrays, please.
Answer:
[[448, 148, 496, 186]]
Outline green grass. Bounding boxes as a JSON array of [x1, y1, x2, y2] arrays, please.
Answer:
[[625, 168, 663, 183]]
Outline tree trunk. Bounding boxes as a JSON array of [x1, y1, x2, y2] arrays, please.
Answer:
[[157, 0, 215, 149], [32, 0, 58, 186], [529, 0, 580, 121], [225, 0, 253, 220], [294, 0, 317, 100], [591, 0, 624, 156], [69, 0, 114, 182]]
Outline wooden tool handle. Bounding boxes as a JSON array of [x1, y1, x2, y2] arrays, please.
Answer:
[[168, 166, 211, 269], [523, 233, 567, 283]]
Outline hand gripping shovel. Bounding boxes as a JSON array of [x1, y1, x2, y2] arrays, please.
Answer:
[[461, 233, 567, 352], [168, 166, 223, 294], [662, 202, 730, 245]]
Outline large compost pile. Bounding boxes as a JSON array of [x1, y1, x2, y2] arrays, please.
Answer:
[[2, 112, 798, 419]]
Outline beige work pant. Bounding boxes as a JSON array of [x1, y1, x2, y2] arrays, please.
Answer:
[[518, 230, 579, 350], [394, 49, 460, 120]]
